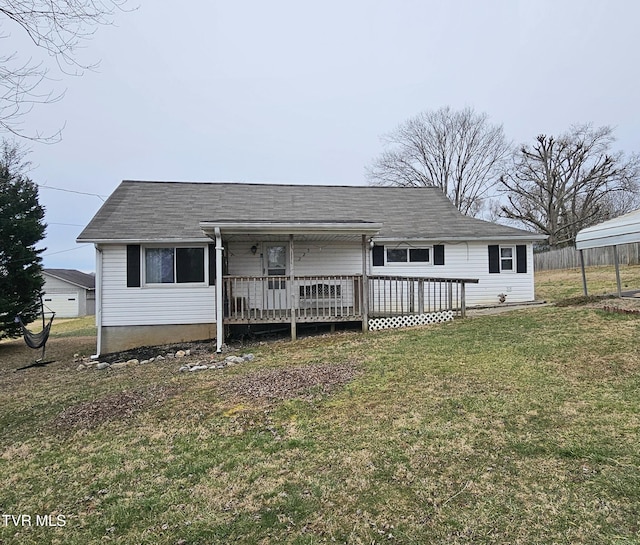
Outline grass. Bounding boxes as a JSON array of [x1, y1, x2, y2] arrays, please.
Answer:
[[0, 269, 639, 544], [535, 263, 640, 302]]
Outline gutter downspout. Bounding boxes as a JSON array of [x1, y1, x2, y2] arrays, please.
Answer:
[[91, 245, 103, 359], [215, 228, 224, 353]]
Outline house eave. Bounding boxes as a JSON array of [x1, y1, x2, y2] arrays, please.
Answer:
[[199, 221, 383, 237], [76, 237, 212, 245], [373, 234, 548, 243]]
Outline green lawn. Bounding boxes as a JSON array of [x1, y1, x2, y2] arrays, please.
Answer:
[[0, 272, 639, 544], [536, 263, 640, 302]]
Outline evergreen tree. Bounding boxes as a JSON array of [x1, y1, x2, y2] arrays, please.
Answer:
[[0, 140, 46, 339]]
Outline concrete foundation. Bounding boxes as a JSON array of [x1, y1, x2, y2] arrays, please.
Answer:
[[100, 323, 217, 355]]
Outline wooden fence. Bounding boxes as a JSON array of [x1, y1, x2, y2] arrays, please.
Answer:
[[534, 243, 640, 271]]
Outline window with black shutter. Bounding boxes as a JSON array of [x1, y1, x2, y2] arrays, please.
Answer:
[[489, 244, 528, 273]]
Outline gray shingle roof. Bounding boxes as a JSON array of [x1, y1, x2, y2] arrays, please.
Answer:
[[77, 181, 543, 242], [44, 269, 95, 289]]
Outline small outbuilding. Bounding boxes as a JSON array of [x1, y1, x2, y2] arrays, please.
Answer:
[[575, 209, 640, 296], [42, 269, 96, 317]]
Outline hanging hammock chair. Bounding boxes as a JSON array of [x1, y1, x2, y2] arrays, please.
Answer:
[[15, 297, 55, 365]]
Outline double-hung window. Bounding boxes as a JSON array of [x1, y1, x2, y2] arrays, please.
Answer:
[[500, 246, 514, 272], [488, 244, 527, 274], [145, 247, 205, 284]]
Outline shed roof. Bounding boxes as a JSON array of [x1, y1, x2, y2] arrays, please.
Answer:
[[575, 209, 640, 250], [77, 181, 544, 243], [43, 269, 95, 289]]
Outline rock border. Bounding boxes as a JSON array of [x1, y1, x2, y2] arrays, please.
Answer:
[[75, 350, 256, 372]]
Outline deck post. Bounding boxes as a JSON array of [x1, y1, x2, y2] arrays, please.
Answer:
[[613, 245, 622, 297], [289, 234, 297, 341], [361, 235, 369, 332], [579, 249, 588, 296], [460, 282, 467, 318]]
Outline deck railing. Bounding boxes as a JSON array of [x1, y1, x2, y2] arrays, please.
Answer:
[[222, 274, 478, 323], [368, 275, 478, 318], [222, 275, 362, 323]]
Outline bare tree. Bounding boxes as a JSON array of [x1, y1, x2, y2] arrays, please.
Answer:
[[1, 0, 130, 142], [366, 106, 511, 216], [499, 124, 640, 248]]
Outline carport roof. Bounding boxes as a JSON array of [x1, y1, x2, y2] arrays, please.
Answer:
[[575, 208, 640, 250]]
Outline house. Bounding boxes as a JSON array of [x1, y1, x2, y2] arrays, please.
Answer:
[[42, 269, 96, 317], [77, 181, 546, 355]]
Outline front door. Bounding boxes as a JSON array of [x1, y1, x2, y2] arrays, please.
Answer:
[[264, 244, 288, 311]]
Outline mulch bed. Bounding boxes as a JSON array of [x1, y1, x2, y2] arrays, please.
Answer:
[[53, 385, 175, 430], [220, 362, 359, 401]]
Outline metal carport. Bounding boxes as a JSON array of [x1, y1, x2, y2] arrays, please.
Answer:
[[575, 209, 640, 296]]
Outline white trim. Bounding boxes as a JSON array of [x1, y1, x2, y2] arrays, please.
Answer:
[[215, 228, 224, 353], [499, 245, 516, 273], [373, 234, 546, 243], [78, 237, 211, 245], [92, 245, 103, 358]]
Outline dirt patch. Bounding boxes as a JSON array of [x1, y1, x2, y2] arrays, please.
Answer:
[[585, 296, 640, 314], [221, 362, 359, 402], [53, 385, 175, 431]]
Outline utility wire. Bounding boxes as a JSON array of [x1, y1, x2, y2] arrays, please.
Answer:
[[37, 183, 107, 201]]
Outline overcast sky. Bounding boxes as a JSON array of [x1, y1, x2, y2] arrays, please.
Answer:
[[9, 0, 640, 272]]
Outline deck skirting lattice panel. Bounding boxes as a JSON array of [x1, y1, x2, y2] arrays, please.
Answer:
[[368, 310, 454, 331]]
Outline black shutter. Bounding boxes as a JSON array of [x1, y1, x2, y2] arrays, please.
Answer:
[[372, 245, 384, 267], [126, 245, 141, 287], [434, 244, 445, 265], [488, 245, 500, 273], [516, 245, 527, 273], [208, 244, 217, 285]]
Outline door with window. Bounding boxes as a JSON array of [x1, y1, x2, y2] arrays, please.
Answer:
[[263, 244, 288, 311]]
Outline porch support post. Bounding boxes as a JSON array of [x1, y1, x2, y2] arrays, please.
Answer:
[[579, 249, 588, 296], [289, 234, 297, 341], [215, 228, 224, 353], [613, 245, 622, 297], [361, 235, 369, 332]]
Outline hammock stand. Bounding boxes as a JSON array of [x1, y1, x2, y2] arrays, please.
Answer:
[[15, 298, 56, 369]]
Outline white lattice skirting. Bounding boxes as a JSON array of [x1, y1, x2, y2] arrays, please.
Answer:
[[368, 310, 455, 331]]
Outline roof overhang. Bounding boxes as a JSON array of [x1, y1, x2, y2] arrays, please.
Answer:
[[576, 209, 640, 250], [199, 220, 383, 239], [372, 234, 548, 243]]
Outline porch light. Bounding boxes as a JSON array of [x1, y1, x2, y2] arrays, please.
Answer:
[[250, 245, 258, 255]]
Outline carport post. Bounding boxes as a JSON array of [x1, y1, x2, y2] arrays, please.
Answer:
[[613, 245, 622, 297], [579, 250, 588, 296]]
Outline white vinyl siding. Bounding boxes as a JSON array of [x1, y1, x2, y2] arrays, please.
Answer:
[[371, 241, 535, 306], [101, 245, 216, 326], [227, 240, 363, 276], [226, 240, 363, 312]]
